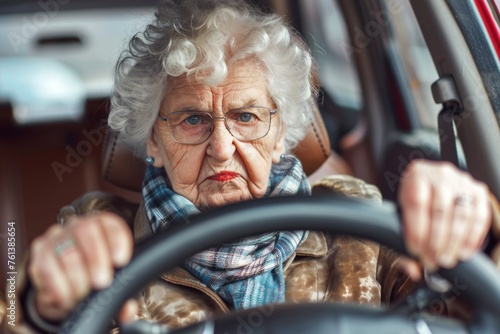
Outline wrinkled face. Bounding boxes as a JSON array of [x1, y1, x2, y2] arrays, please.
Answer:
[[147, 60, 285, 210]]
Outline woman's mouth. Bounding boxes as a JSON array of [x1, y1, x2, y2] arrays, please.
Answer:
[[208, 171, 239, 182]]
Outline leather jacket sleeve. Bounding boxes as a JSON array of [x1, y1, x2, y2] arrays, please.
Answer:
[[377, 193, 500, 320], [57, 191, 139, 228], [314, 175, 500, 321]]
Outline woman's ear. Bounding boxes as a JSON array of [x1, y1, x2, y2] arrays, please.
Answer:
[[146, 129, 165, 167], [271, 126, 286, 164]]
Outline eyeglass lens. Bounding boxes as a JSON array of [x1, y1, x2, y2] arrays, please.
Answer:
[[166, 107, 273, 144]]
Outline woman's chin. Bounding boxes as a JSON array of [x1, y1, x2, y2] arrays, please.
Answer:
[[197, 187, 253, 211]]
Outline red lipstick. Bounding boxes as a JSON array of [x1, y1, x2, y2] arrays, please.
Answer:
[[208, 171, 238, 182]]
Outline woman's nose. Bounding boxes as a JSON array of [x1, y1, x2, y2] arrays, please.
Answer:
[[206, 119, 236, 161]]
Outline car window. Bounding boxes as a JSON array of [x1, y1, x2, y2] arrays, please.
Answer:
[[298, 0, 362, 111], [298, 0, 441, 130], [383, 0, 441, 129]]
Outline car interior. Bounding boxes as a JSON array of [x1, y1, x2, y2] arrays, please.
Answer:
[[1, 0, 500, 331]]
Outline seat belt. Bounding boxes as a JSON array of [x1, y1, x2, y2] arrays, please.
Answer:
[[437, 102, 460, 166], [432, 75, 463, 166]]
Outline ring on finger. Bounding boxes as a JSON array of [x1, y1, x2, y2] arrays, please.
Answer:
[[54, 238, 76, 258], [454, 193, 475, 207]]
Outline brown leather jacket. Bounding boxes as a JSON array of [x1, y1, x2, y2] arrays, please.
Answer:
[[127, 175, 410, 329], [3, 175, 500, 333]]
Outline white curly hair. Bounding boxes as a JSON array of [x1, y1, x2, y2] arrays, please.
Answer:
[[109, 0, 316, 157]]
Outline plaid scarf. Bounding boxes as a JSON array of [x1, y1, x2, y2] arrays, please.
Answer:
[[142, 155, 310, 309]]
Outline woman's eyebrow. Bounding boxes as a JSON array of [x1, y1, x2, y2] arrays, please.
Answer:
[[170, 105, 210, 113], [172, 98, 266, 112], [229, 99, 260, 109]]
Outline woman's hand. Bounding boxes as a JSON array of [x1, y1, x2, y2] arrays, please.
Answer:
[[28, 212, 135, 322], [398, 160, 491, 276]]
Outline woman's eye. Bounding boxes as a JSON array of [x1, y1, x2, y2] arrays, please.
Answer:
[[185, 115, 202, 125], [237, 112, 256, 123]]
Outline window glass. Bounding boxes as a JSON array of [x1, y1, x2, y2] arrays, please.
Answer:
[[384, 0, 441, 128], [298, 0, 362, 110], [300, 0, 441, 128]]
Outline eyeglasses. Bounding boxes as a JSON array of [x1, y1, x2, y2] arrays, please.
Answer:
[[159, 106, 278, 145]]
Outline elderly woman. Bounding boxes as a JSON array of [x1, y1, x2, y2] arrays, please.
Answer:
[[4, 0, 499, 332]]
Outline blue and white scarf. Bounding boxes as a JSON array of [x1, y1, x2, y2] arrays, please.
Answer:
[[142, 155, 310, 309]]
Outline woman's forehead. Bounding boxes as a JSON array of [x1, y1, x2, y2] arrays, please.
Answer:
[[163, 62, 271, 110]]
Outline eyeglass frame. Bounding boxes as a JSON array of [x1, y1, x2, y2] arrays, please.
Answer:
[[158, 106, 279, 145]]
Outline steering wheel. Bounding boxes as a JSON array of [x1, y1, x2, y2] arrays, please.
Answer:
[[60, 195, 500, 333]]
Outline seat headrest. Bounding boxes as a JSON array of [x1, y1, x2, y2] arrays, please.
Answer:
[[102, 97, 331, 192]]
